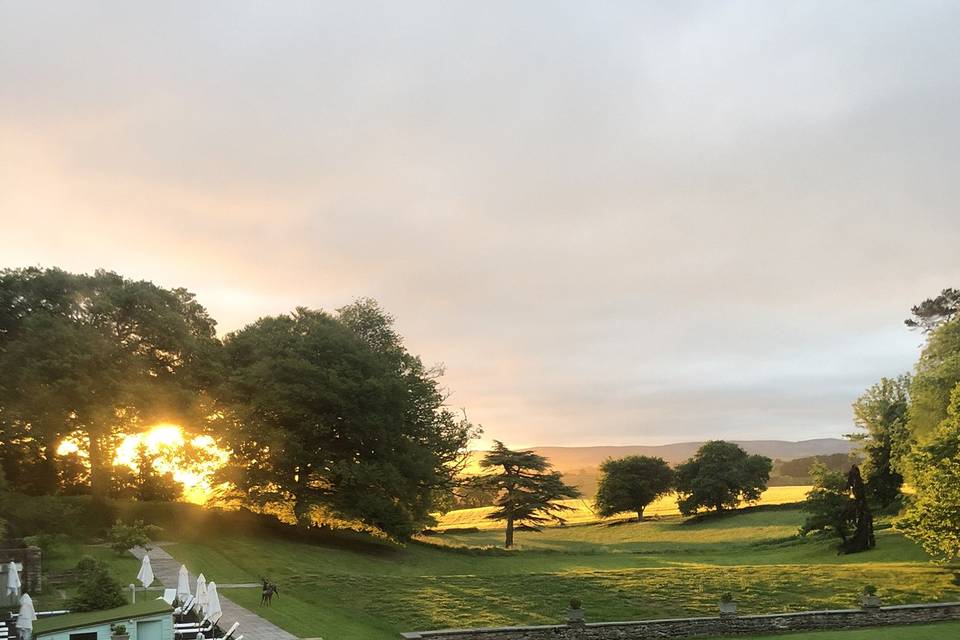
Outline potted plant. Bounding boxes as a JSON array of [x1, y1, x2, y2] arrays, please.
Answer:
[[719, 592, 737, 616], [861, 585, 881, 609], [111, 624, 129, 640], [566, 598, 585, 624]]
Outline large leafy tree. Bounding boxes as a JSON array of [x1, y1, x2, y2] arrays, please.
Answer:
[[908, 317, 960, 443], [800, 463, 856, 544], [0, 267, 220, 496], [218, 301, 475, 539], [900, 382, 960, 563], [594, 455, 673, 522], [476, 441, 581, 548], [848, 375, 910, 507], [674, 441, 772, 516]]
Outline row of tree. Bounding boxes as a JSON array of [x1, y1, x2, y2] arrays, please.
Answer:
[[477, 440, 773, 547], [0, 267, 477, 539], [802, 288, 960, 560]]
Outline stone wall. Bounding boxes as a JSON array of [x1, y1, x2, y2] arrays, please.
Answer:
[[400, 602, 960, 639], [0, 546, 43, 595]]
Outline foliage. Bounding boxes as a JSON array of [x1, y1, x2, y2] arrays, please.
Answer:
[[594, 455, 674, 521], [801, 463, 855, 543], [908, 318, 960, 443], [900, 383, 960, 563], [476, 441, 581, 547], [0, 267, 221, 496], [111, 624, 127, 636], [674, 441, 772, 515], [0, 491, 81, 537], [218, 301, 477, 539], [905, 288, 960, 333], [110, 446, 183, 502], [863, 584, 878, 596], [848, 376, 910, 507], [107, 519, 161, 555], [720, 592, 735, 603], [569, 598, 582, 609], [68, 555, 126, 612], [776, 453, 858, 479]]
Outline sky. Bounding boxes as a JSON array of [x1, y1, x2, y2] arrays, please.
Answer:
[[2, 2, 959, 448]]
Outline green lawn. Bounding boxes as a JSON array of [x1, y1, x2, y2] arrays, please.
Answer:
[[158, 507, 960, 640], [712, 621, 960, 639]]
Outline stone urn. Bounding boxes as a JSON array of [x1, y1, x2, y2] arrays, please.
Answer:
[[719, 597, 737, 616], [861, 594, 881, 609], [566, 598, 585, 624]]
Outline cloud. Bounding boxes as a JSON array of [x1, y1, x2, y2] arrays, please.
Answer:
[[2, 1, 959, 445]]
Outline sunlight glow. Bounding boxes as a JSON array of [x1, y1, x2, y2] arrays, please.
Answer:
[[56, 423, 229, 504]]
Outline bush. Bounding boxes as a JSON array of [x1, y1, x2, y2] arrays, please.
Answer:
[[0, 493, 82, 537], [67, 556, 126, 612], [107, 520, 161, 555], [569, 598, 582, 609], [863, 584, 878, 596]]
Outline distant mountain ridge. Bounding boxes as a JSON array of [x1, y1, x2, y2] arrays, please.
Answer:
[[524, 438, 854, 471]]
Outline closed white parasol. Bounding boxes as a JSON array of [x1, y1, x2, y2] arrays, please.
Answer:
[[137, 554, 154, 588], [7, 561, 21, 597], [177, 564, 191, 602], [195, 573, 208, 614], [204, 582, 222, 622]]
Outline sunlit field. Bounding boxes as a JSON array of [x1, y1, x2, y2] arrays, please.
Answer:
[[150, 506, 958, 640], [434, 485, 812, 530]]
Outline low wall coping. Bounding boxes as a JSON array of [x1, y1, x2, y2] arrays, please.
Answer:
[[400, 601, 960, 639]]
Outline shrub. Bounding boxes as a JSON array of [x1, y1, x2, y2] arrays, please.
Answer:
[[569, 598, 582, 609], [68, 556, 126, 611], [720, 592, 735, 603], [863, 584, 878, 596], [111, 624, 127, 636], [107, 519, 161, 555]]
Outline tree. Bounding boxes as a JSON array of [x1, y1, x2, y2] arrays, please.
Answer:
[[476, 441, 581, 548], [106, 519, 161, 555], [674, 441, 772, 516], [68, 556, 126, 611], [128, 446, 182, 502], [218, 302, 476, 539], [840, 464, 875, 553], [908, 318, 960, 443], [800, 463, 856, 544], [0, 268, 221, 496], [848, 376, 910, 507], [900, 382, 960, 563], [905, 288, 960, 333], [594, 456, 673, 521]]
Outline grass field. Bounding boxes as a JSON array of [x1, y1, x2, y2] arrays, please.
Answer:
[[149, 501, 960, 640], [434, 485, 813, 530]]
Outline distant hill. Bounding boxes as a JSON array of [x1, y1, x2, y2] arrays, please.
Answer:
[[522, 438, 855, 471]]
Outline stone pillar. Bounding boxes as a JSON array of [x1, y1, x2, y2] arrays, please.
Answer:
[[24, 547, 42, 593]]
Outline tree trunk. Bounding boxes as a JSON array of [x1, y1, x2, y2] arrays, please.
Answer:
[[39, 431, 61, 495], [504, 515, 515, 548], [715, 501, 725, 514], [88, 432, 109, 498], [636, 507, 644, 522]]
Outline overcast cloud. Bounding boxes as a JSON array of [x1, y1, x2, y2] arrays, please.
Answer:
[[2, 1, 959, 446]]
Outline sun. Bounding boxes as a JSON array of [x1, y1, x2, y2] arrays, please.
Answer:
[[56, 423, 229, 504]]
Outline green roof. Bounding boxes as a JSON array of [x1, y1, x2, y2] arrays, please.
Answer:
[[34, 600, 172, 636]]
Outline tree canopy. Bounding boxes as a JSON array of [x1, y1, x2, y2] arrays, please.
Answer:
[[0, 267, 220, 496], [476, 441, 581, 548], [901, 382, 960, 563], [674, 441, 771, 515], [848, 375, 910, 507], [217, 301, 476, 539], [908, 317, 960, 443], [800, 463, 856, 544], [594, 455, 673, 522]]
